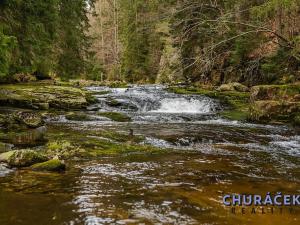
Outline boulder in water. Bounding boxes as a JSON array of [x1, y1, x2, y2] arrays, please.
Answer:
[[97, 112, 132, 122], [65, 112, 94, 121], [13, 111, 44, 128], [106, 98, 138, 111], [0, 149, 48, 167], [31, 159, 66, 172]]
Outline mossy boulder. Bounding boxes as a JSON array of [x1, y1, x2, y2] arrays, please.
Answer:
[[248, 100, 300, 122], [46, 140, 86, 159], [0, 142, 13, 153], [0, 150, 48, 167], [97, 112, 132, 122], [106, 98, 138, 111], [65, 112, 94, 121], [217, 83, 249, 92], [31, 159, 66, 172], [249, 85, 300, 123], [250, 84, 300, 101], [0, 83, 90, 110], [13, 111, 44, 128]]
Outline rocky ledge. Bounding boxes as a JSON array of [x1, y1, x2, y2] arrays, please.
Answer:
[[248, 84, 300, 124], [0, 83, 96, 110]]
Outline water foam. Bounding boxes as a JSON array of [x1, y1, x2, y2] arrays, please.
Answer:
[[151, 98, 215, 114]]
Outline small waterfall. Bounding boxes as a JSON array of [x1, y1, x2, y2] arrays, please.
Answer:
[[150, 97, 216, 114]]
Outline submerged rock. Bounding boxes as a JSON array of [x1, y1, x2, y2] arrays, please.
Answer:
[[97, 112, 132, 122], [0, 150, 48, 167], [65, 112, 94, 121], [106, 98, 138, 111], [31, 159, 66, 172], [0, 126, 47, 147]]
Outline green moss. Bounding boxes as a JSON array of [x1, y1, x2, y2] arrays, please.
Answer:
[[31, 159, 66, 172], [0, 82, 89, 109], [0, 150, 48, 167], [293, 113, 300, 126], [97, 112, 132, 122], [220, 110, 248, 121], [65, 112, 94, 121]]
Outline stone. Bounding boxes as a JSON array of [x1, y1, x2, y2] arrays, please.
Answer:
[[0, 84, 90, 110], [217, 84, 235, 92], [13, 111, 44, 128], [250, 85, 300, 101], [0, 150, 48, 167], [31, 159, 66, 172], [248, 100, 300, 122], [217, 83, 249, 92], [232, 82, 249, 92], [65, 112, 94, 121]]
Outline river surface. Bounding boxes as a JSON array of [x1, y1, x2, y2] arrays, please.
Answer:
[[0, 85, 299, 225]]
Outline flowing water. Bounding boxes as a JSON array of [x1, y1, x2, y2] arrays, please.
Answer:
[[0, 85, 299, 225]]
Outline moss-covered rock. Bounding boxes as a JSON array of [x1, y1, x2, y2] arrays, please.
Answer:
[[0, 142, 13, 153], [0, 150, 48, 167], [65, 112, 94, 121], [13, 111, 44, 128], [250, 84, 300, 101], [248, 100, 300, 122], [0, 83, 90, 110], [217, 83, 249, 92], [46, 140, 86, 159], [97, 112, 132, 122], [31, 159, 66, 172], [248, 85, 300, 123], [106, 98, 138, 111]]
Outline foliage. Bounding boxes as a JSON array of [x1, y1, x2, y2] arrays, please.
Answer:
[[0, 0, 95, 80]]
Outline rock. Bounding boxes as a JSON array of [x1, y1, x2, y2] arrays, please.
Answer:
[[31, 159, 66, 172], [248, 100, 300, 122], [0, 142, 13, 153], [0, 84, 90, 110], [65, 112, 94, 121], [0, 126, 47, 147], [232, 82, 249, 92], [217, 83, 249, 92], [13, 111, 44, 128], [97, 112, 132, 122], [46, 140, 86, 159], [11, 73, 36, 83], [0, 150, 48, 167], [250, 85, 300, 101], [106, 98, 138, 111]]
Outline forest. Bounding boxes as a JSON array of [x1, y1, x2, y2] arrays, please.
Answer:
[[1, 0, 299, 85]]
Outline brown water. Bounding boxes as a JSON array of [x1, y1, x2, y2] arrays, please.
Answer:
[[0, 85, 299, 225]]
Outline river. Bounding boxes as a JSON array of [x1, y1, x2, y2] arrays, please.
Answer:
[[0, 85, 299, 225]]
